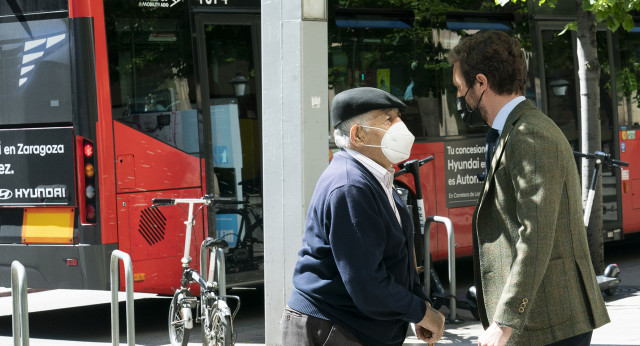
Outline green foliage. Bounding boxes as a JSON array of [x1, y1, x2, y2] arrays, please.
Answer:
[[497, 0, 556, 7], [499, 0, 640, 33], [585, 0, 640, 32]]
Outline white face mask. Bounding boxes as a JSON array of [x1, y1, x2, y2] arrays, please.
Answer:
[[359, 121, 415, 163]]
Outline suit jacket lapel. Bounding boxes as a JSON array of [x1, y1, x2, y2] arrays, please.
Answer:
[[479, 100, 537, 205]]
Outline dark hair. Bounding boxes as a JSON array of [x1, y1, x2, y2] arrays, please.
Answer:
[[448, 31, 527, 96]]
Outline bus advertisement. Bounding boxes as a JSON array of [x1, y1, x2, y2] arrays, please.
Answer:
[[1, 0, 639, 294]]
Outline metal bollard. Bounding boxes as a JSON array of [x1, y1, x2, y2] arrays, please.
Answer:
[[423, 216, 458, 322], [11, 261, 29, 346], [110, 250, 135, 346], [215, 248, 226, 297]]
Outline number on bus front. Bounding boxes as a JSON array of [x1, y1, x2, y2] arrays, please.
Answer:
[[200, 0, 228, 4]]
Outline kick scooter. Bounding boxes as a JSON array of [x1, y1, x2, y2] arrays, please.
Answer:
[[394, 157, 479, 323], [573, 150, 628, 296]]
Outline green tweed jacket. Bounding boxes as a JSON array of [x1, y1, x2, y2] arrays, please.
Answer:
[[471, 100, 610, 345]]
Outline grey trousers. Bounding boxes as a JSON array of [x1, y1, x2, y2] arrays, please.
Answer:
[[281, 307, 363, 346]]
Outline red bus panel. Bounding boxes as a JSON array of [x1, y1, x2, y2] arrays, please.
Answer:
[[620, 130, 640, 235]]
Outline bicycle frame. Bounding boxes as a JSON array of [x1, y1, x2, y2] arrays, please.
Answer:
[[178, 198, 209, 268]]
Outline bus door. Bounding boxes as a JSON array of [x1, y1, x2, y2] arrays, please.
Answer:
[[536, 24, 621, 239], [194, 14, 264, 286], [105, 1, 205, 294]]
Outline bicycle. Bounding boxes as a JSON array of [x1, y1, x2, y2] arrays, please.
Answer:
[[216, 199, 264, 274], [152, 195, 242, 346]]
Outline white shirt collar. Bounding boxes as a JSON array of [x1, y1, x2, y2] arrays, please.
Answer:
[[344, 148, 394, 189], [492, 96, 526, 134], [345, 148, 401, 225]]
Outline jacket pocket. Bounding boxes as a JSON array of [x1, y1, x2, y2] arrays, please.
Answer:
[[524, 258, 572, 330]]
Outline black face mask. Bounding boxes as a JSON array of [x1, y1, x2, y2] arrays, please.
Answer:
[[456, 82, 487, 127]]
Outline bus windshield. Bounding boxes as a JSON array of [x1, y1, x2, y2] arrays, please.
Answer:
[[0, 17, 72, 125]]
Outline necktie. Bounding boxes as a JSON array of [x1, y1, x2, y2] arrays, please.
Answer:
[[485, 128, 500, 174]]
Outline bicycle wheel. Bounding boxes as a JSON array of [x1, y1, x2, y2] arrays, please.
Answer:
[[169, 291, 190, 346], [201, 306, 233, 346]]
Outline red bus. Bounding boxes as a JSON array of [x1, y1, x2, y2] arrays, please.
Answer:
[[327, 2, 640, 271], [0, 0, 264, 294], [1, 0, 639, 294]]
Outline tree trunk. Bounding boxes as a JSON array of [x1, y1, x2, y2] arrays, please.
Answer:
[[576, 1, 604, 274]]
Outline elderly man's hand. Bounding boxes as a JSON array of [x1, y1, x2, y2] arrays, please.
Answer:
[[416, 302, 445, 343]]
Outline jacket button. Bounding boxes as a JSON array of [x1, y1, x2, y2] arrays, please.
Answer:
[[518, 307, 525, 313], [523, 298, 529, 304]]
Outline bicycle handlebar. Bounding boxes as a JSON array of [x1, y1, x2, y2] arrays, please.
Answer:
[[573, 151, 629, 168], [151, 195, 246, 208]]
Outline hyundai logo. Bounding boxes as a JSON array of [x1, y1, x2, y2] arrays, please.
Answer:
[[0, 189, 13, 200]]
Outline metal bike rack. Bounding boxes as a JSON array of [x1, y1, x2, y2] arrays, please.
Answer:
[[110, 250, 135, 346], [423, 216, 458, 322], [200, 240, 226, 297], [11, 261, 29, 346]]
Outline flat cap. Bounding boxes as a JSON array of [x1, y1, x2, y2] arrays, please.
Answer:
[[331, 87, 407, 128]]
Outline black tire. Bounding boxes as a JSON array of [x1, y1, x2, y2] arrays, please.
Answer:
[[169, 292, 190, 346], [213, 313, 234, 346], [203, 309, 233, 346], [466, 286, 480, 320], [604, 272, 620, 296], [470, 306, 480, 321]]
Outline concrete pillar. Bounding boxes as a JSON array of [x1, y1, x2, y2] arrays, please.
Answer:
[[261, 0, 328, 344]]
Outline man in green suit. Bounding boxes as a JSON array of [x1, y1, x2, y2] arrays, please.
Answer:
[[449, 31, 610, 346]]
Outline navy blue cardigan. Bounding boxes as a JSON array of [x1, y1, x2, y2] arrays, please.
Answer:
[[287, 150, 428, 346]]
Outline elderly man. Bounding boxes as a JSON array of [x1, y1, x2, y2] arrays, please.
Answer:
[[282, 87, 445, 346]]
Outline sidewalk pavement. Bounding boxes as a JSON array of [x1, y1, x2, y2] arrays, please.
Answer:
[[403, 286, 640, 345], [1, 286, 639, 345]]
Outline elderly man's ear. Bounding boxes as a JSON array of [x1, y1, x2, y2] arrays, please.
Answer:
[[349, 124, 365, 147]]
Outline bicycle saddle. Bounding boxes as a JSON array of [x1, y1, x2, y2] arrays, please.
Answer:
[[204, 237, 229, 249]]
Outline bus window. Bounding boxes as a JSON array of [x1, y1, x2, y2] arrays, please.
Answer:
[[105, 3, 199, 154], [328, 5, 533, 140], [203, 23, 261, 200], [541, 30, 579, 146], [0, 18, 72, 125]]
